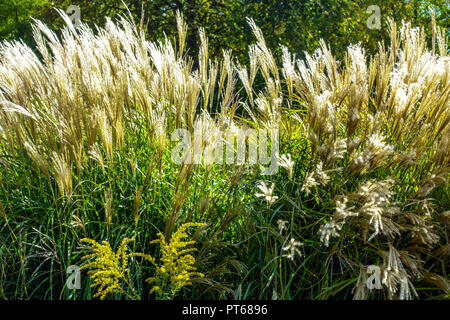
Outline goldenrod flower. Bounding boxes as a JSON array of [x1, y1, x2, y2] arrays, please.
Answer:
[[144, 223, 205, 298], [81, 237, 138, 300]]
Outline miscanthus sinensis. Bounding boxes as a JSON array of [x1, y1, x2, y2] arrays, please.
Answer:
[[255, 181, 278, 208], [277, 219, 288, 234], [282, 238, 303, 260], [317, 178, 401, 247], [380, 244, 419, 300], [81, 237, 139, 300], [279, 153, 294, 179], [301, 161, 330, 195]]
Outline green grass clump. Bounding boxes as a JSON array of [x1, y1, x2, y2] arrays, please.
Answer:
[[0, 11, 448, 300]]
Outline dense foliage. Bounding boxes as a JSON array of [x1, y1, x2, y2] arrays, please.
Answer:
[[1, 0, 448, 60], [0, 2, 448, 300]]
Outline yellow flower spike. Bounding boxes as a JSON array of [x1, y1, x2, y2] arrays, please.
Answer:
[[80, 237, 140, 300], [80, 223, 205, 300], [145, 223, 205, 299], [149, 286, 161, 295]]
